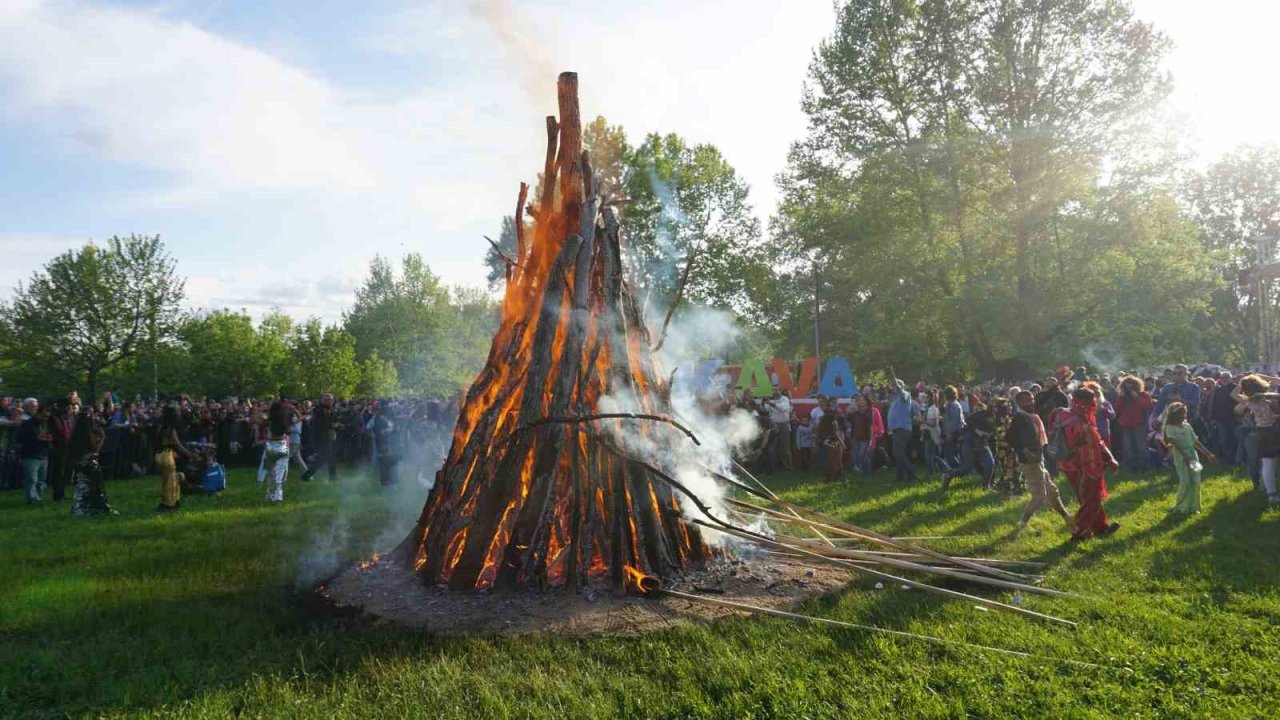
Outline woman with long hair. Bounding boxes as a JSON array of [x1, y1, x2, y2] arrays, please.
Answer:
[[155, 405, 195, 512], [69, 414, 114, 516], [263, 400, 295, 503], [1061, 387, 1121, 540], [1232, 373, 1280, 503]]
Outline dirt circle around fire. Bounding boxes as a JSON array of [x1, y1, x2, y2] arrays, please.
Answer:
[[318, 554, 855, 636]]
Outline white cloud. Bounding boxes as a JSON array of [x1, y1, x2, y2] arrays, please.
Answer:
[[0, 0, 834, 321], [0, 0, 379, 194], [0, 234, 86, 297]]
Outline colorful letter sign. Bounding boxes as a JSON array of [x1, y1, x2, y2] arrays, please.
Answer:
[[707, 356, 856, 399]]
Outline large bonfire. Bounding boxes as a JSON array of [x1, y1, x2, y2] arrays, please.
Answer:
[[391, 74, 1075, 638], [395, 72, 707, 593]]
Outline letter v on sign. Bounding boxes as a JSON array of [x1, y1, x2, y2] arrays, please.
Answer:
[[772, 358, 818, 397]]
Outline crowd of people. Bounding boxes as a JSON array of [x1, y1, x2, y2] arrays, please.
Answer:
[[727, 362, 1280, 540], [4, 359, 1276, 540], [0, 391, 458, 514]]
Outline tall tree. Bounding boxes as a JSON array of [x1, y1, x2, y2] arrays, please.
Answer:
[[1186, 144, 1280, 364], [625, 133, 768, 319], [356, 351, 400, 397], [180, 310, 267, 399], [288, 319, 359, 398], [344, 254, 451, 394], [0, 235, 184, 397], [776, 0, 1190, 377]]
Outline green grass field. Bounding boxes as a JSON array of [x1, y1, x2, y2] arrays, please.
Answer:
[[3, 461, 1279, 719]]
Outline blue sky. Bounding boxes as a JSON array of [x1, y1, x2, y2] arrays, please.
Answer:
[[1, 0, 1276, 323]]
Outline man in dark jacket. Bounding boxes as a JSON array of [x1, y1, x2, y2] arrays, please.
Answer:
[[1210, 373, 1240, 466], [17, 398, 53, 504], [1012, 391, 1072, 534], [48, 398, 73, 501], [301, 394, 339, 482]]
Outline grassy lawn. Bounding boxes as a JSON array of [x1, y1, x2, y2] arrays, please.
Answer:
[[3, 461, 1279, 719]]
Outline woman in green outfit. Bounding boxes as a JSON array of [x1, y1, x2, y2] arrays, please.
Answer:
[[1163, 402, 1215, 514]]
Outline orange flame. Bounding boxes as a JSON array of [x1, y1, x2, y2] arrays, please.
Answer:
[[623, 565, 660, 595]]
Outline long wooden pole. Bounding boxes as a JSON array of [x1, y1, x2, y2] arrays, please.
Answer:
[[657, 589, 1107, 670]]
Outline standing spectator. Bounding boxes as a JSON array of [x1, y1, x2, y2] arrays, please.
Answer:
[[48, 398, 73, 501], [368, 402, 400, 487], [1114, 376, 1154, 471], [1155, 364, 1201, 419], [1061, 387, 1121, 540], [1210, 372, 1240, 465], [886, 375, 918, 483], [1035, 378, 1070, 476], [302, 394, 340, 482], [815, 397, 844, 484], [847, 395, 875, 474], [920, 390, 943, 474], [762, 388, 794, 473], [288, 408, 308, 473], [809, 395, 828, 474], [795, 416, 814, 472], [940, 386, 966, 473], [17, 398, 52, 505]]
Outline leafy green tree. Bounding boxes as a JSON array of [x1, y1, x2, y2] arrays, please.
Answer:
[[0, 234, 184, 397], [356, 350, 400, 397], [1185, 144, 1280, 364], [180, 310, 267, 399], [625, 133, 770, 324], [344, 254, 451, 394], [289, 319, 359, 398], [774, 0, 1192, 377]]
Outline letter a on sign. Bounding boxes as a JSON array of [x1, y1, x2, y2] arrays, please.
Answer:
[[818, 357, 857, 397], [736, 358, 773, 397], [772, 358, 818, 397]]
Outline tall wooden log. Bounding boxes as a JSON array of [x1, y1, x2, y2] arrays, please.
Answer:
[[399, 72, 708, 593]]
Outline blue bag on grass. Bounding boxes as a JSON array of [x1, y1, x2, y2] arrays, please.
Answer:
[[202, 464, 227, 494]]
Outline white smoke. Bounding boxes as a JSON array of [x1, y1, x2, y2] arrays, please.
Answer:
[[597, 303, 764, 546], [469, 0, 557, 108], [1081, 342, 1128, 376], [293, 411, 453, 587]]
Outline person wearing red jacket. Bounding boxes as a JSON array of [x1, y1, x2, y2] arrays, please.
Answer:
[[1061, 387, 1121, 540], [1113, 375, 1154, 471]]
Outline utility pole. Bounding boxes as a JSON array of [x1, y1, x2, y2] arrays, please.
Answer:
[[812, 254, 821, 369]]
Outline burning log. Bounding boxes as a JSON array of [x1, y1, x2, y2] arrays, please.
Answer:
[[395, 72, 709, 592]]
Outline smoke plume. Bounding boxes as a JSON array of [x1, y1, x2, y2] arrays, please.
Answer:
[[470, 0, 557, 108]]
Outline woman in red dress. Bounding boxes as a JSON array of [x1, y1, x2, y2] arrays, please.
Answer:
[[1060, 386, 1121, 540]]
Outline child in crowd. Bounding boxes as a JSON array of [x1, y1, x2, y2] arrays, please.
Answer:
[[1162, 402, 1214, 514], [795, 415, 814, 472]]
